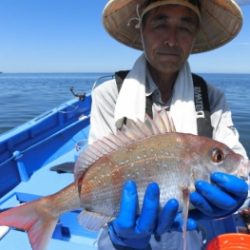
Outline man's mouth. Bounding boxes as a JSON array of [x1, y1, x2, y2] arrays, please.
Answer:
[[156, 47, 181, 57]]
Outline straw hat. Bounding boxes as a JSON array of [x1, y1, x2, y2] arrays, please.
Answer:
[[103, 0, 243, 53]]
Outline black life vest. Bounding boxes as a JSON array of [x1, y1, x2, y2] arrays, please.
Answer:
[[115, 70, 213, 138]]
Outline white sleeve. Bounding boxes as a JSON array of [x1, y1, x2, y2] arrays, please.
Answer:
[[208, 83, 248, 159], [88, 79, 118, 144]]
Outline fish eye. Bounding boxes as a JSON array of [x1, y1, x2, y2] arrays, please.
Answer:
[[211, 148, 225, 163]]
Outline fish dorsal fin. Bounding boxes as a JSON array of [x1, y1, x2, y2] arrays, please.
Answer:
[[122, 109, 176, 139], [147, 109, 176, 134], [75, 109, 175, 181]]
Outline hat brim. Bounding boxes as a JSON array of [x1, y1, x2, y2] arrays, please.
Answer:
[[103, 0, 243, 53]]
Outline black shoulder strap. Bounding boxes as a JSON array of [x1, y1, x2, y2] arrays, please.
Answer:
[[115, 71, 212, 138], [192, 73, 213, 138], [115, 70, 129, 92]]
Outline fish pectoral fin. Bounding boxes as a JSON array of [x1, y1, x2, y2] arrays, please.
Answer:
[[78, 210, 112, 231], [181, 186, 191, 250]]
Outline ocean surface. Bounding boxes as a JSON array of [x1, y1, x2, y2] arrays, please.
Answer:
[[0, 73, 249, 157]]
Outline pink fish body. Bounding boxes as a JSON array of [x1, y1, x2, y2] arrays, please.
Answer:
[[75, 111, 249, 230], [0, 110, 249, 250]]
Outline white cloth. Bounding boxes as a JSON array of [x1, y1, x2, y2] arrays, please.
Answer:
[[114, 54, 146, 128], [114, 54, 198, 135], [170, 63, 197, 134]]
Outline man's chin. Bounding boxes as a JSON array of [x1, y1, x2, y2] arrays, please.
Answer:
[[155, 61, 182, 73]]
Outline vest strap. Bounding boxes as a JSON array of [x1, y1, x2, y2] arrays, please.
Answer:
[[115, 70, 213, 138]]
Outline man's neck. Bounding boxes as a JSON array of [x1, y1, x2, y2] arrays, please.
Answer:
[[148, 64, 178, 103]]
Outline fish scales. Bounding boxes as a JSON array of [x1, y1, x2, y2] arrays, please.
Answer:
[[77, 128, 242, 216], [79, 156, 123, 215]]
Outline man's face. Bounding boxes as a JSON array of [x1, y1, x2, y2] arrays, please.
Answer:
[[141, 5, 199, 74]]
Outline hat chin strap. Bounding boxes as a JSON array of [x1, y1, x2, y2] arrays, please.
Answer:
[[127, 4, 141, 29], [140, 0, 201, 21]]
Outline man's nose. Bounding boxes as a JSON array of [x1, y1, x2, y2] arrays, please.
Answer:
[[163, 27, 178, 47]]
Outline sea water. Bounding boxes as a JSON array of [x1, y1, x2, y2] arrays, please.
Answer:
[[0, 72, 249, 156]]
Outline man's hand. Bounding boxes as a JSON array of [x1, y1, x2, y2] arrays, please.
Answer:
[[108, 180, 197, 249], [190, 172, 248, 218]]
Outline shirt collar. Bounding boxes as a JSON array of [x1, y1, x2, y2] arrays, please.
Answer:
[[145, 68, 173, 107], [145, 70, 158, 96]]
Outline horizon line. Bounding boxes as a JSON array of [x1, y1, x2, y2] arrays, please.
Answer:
[[1, 71, 250, 75]]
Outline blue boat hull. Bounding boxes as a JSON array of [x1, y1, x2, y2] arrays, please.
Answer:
[[0, 95, 91, 197], [0, 95, 99, 249]]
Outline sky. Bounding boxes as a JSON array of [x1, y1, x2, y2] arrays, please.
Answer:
[[0, 0, 249, 74]]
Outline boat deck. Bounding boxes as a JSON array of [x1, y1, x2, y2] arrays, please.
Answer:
[[0, 149, 99, 250]]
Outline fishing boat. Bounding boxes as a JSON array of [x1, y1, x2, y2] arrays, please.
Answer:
[[0, 91, 100, 249], [0, 80, 248, 249]]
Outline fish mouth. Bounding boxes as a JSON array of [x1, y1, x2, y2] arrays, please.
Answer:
[[232, 158, 250, 180]]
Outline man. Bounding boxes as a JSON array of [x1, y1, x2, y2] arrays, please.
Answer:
[[88, 0, 249, 249]]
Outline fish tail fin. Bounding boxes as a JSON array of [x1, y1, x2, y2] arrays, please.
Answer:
[[181, 186, 190, 250], [0, 198, 58, 250]]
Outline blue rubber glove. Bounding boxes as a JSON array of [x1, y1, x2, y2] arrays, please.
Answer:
[[108, 180, 197, 249], [190, 172, 248, 219]]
